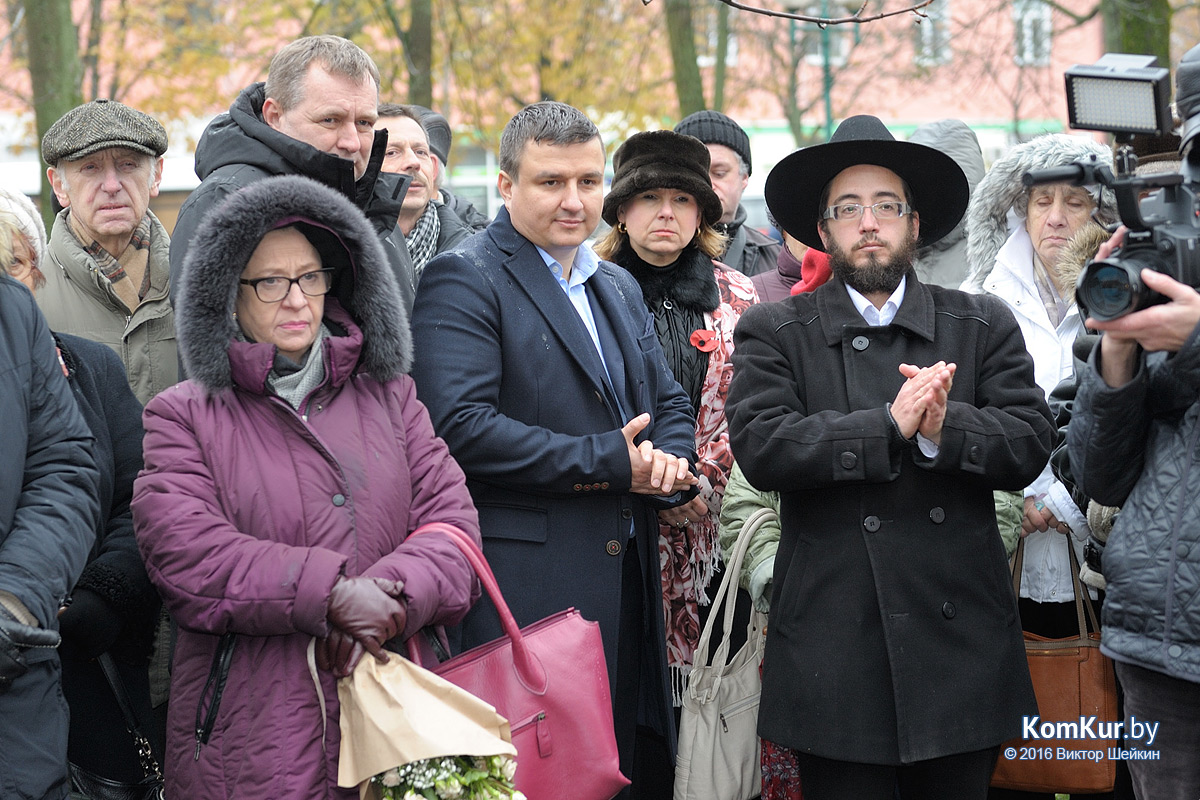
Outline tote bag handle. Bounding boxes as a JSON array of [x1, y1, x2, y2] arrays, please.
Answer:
[[404, 523, 548, 692]]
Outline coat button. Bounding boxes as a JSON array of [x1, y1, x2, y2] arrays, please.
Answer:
[[929, 507, 946, 524], [863, 515, 880, 532], [606, 540, 622, 556], [840, 452, 857, 469], [942, 602, 956, 619], [621, 508, 633, 520], [1177, 543, 1190, 558], [332, 493, 346, 507], [969, 445, 981, 464], [852, 335, 870, 351]]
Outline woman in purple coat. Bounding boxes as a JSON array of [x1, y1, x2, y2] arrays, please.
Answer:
[[132, 175, 481, 798]]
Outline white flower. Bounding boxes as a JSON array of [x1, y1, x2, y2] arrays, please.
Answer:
[[500, 757, 517, 782], [381, 768, 402, 788], [436, 778, 463, 799], [403, 792, 421, 800]]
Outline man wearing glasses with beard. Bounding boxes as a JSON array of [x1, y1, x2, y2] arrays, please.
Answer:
[[726, 115, 1055, 800]]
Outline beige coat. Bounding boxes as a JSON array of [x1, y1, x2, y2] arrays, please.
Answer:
[[38, 209, 177, 405]]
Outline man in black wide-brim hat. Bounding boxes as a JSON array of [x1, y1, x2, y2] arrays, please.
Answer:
[[726, 115, 1055, 799]]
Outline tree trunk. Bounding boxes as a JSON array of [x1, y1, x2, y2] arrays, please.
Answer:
[[713, 2, 729, 112], [665, 0, 706, 116], [408, 0, 433, 107], [23, 0, 81, 230], [1102, 0, 1171, 70]]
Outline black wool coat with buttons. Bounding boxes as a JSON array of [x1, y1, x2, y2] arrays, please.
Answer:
[[727, 275, 1051, 765]]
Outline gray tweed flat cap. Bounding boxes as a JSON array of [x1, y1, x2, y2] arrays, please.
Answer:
[[42, 99, 168, 165]]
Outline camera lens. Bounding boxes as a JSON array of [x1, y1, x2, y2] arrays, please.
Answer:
[[1077, 261, 1139, 321]]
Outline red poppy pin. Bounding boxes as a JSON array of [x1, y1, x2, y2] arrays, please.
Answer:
[[690, 329, 718, 352]]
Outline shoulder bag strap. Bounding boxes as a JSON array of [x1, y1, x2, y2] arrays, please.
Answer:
[[693, 507, 777, 671], [96, 652, 163, 781]]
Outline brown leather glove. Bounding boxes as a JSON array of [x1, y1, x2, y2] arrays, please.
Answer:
[[325, 576, 407, 665], [314, 628, 365, 677]]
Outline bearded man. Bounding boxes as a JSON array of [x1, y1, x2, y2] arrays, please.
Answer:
[[726, 115, 1054, 799]]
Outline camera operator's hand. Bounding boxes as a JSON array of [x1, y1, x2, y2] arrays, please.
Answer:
[[1089, 268, 1200, 386]]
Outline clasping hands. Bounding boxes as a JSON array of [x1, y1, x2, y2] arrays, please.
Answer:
[[622, 413, 699, 496], [891, 361, 956, 445]]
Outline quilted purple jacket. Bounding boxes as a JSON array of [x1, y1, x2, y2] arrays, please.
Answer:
[[133, 176, 480, 798]]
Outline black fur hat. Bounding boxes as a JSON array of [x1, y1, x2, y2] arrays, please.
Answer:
[[603, 130, 723, 226], [175, 175, 411, 391]]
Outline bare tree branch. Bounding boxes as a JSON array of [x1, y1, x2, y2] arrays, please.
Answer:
[[641, 0, 936, 25]]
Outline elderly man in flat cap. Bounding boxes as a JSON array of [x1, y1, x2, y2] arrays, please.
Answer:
[[40, 98, 177, 405], [727, 114, 1054, 799]]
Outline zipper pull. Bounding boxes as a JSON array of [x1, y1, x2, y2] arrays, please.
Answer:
[[194, 731, 203, 761], [720, 713, 728, 733]]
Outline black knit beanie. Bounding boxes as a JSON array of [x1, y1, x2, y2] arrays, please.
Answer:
[[413, 106, 453, 166], [674, 110, 752, 175]]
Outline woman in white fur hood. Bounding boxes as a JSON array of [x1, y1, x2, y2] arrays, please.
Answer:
[[961, 135, 1119, 800]]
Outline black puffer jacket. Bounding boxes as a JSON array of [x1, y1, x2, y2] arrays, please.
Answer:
[[1070, 333, 1200, 684], [170, 83, 416, 312]]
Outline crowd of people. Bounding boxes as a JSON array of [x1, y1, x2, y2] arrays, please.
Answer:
[[1, 31, 1198, 800]]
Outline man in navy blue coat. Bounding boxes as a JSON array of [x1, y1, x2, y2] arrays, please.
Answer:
[[411, 101, 698, 796]]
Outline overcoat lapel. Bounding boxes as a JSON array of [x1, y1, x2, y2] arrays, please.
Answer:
[[489, 213, 627, 422]]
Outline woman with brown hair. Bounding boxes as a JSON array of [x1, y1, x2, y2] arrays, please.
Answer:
[[595, 130, 757, 724]]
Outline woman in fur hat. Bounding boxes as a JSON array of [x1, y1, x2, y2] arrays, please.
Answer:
[[962, 136, 1119, 800], [131, 175, 481, 799], [595, 130, 758, 713]]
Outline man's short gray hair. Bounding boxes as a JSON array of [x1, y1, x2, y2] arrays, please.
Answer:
[[265, 35, 380, 112], [498, 102, 600, 179], [733, 152, 749, 178]]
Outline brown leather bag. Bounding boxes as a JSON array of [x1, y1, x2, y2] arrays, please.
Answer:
[[990, 537, 1118, 794]]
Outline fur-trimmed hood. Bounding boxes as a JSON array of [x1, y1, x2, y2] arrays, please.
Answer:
[[176, 175, 411, 391], [1055, 221, 1111, 306], [962, 134, 1117, 292]]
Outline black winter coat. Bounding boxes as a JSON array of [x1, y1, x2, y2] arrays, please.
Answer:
[[55, 333, 162, 779], [728, 277, 1051, 764], [0, 279, 98, 630]]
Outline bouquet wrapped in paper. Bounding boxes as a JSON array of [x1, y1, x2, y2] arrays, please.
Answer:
[[337, 652, 522, 799]]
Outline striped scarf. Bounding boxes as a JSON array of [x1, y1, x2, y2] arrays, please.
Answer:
[[405, 201, 442, 282]]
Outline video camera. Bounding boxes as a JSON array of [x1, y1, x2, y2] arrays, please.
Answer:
[[1022, 45, 1200, 321]]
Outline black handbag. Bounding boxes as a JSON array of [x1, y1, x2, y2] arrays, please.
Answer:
[[68, 653, 165, 800]]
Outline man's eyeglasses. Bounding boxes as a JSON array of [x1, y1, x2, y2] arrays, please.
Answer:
[[821, 201, 912, 222], [238, 269, 335, 303]]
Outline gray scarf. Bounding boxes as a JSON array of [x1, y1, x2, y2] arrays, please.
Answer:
[[405, 201, 442, 282], [265, 324, 330, 410]]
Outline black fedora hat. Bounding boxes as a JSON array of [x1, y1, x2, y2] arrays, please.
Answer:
[[765, 115, 969, 251]]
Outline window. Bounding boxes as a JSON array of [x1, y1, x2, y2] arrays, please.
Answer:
[[696, 5, 738, 68], [801, 17, 852, 67], [913, 0, 951, 67], [1013, 0, 1052, 67]]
